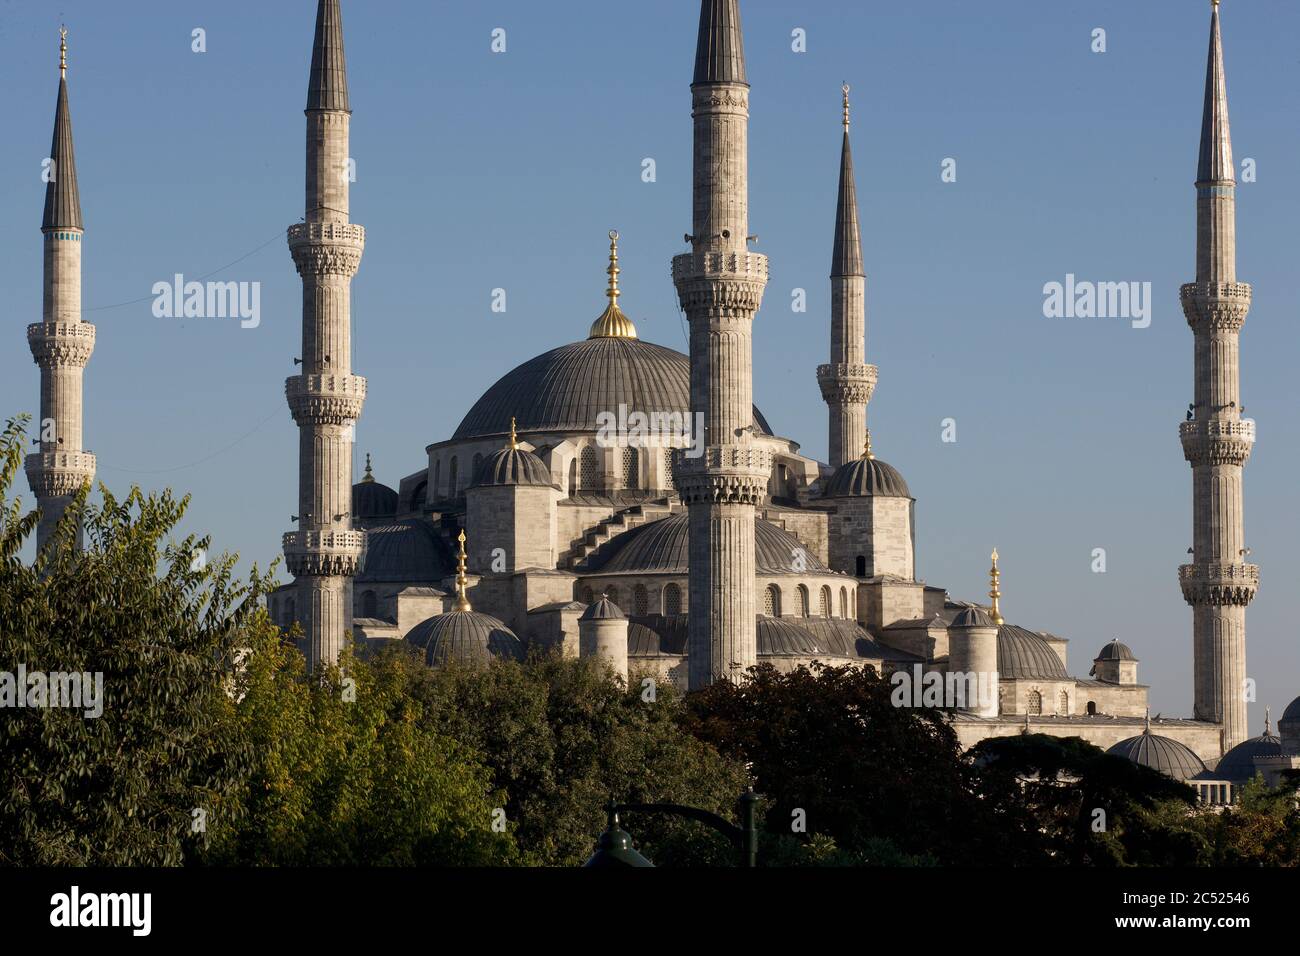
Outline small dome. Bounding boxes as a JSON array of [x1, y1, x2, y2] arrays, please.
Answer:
[[472, 445, 554, 489], [997, 624, 1067, 680], [1282, 696, 1300, 722], [358, 520, 452, 583], [1095, 639, 1136, 662], [951, 607, 997, 629], [1107, 730, 1207, 781], [580, 596, 625, 621], [822, 456, 910, 499], [352, 478, 398, 520], [1216, 732, 1283, 783], [756, 616, 828, 657], [405, 609, 524, 666]]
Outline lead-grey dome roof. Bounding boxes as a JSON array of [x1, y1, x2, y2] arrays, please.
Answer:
[[822, 456, 910, 498], [472, 446, 554, 489], [951, 607, 997, 629], [580, 596, 625, 621], [585, 511, 830, 575], [1107, 730, 1207, 781], [1282, 696, 1300, 722], [352, 479, 398, 520], [1095, 638, 1136, 662], [405, 609, 524, 666], [757, 616, 828, 656], [1216, 732, 1282, 783], [452, 337, 771, 440], [358, 520, 452, 583], [997, 624, 1068, 680]]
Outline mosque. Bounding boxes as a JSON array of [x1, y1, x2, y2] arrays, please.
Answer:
[[23, 1, 1299, 802]]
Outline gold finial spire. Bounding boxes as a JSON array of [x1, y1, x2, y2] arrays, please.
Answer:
[[454, 529, 472, 612], [841, 82, 850, 131], [1265, 705, 1272, 736], [59, 25, 67, 78], [588, 230, 638, 339], [862, 429, 874, 460], [988, 548, 1004, 625], [362, 453, 374, 483], [508, 416, 519, 450]]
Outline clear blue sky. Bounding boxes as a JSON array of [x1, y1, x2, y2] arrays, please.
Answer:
[[1, 0, 1296, 723]]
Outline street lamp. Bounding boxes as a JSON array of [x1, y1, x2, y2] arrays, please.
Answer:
[[583, 788, 759, 868]]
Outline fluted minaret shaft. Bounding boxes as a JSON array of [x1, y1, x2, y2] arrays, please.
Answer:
[[817, 89, 876, 469], [673, 0, 769, 689], [1178, 2, 1255, 750], [27, 32, 96, 553], [284, 0, 366, 669]]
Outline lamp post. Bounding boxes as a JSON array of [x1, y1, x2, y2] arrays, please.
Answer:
[[584, 788, 759, 868]]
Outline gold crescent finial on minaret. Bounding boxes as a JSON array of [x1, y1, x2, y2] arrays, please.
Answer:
[[454, 529, 471, 611], [508, 416, 518, 450], [988, 548, 1004, 625], [59, 25, 68, 78], [841, 83, 850, 130]]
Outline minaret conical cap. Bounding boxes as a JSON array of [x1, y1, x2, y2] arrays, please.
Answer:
[[307, 0, 350, 112], [1197, 1, 1233, 184], [693, 0, 747, 85], [831, 85, 863, 278], [43, 32, 82, 232]]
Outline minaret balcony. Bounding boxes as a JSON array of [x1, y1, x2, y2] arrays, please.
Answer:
[[287, 222, 365, 277], [1180, 419, 1255, 466], [1178, 562, 1259, 607], [672, 251, 769, 315], [674, 445, 773, 506], [285, 373, 367, 426], [1180, 282, 1251, 333], [283, 529, 366, 578], [816, 363, 877, 405], [23, 450, 96, 499], [27, 321, 95, 368]]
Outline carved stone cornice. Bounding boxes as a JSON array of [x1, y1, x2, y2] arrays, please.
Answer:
[[1180, 281, 1251, 333], [283, 529, 366, 578], [674, 445, 772, 506], [672, 251, 768, 316], [1180, 419, 1254, 467], [817, 363, 878, 405], [287, 221, 365, 278], [285, 373, 366, 426], [1179, 562, 1259, 607], [27, 322, 95, 368], [24, 450, 96, 499], [691, 84, 749, 116]]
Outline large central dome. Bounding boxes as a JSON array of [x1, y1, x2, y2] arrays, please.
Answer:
[[453, 336, 772, 440]]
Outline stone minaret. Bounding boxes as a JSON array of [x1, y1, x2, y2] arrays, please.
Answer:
[[1178, 0, 1256, 749], [673, 0, 769, 690], [26, 28, 96, 554], [816, 85, 876, 470], [283, 0, 367, 669]]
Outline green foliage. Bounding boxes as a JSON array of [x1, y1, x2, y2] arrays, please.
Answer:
[[683, 662, 1044, 865], [0, 416, 269, 865], [412, 653, 751, 866]]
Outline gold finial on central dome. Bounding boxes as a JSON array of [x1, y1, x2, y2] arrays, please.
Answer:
[[588, 230, 638, 339], [988, 548, 1004, 625], [454, 529, 472, 612]]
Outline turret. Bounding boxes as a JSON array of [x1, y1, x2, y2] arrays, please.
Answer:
[[579, 595, 629, 682], [948, 605, 999, 717]]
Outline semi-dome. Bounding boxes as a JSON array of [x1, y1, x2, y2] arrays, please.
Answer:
[[822, 454, 910, 499], [405, 609, 524, 666], [757, 616, 828, 657], [1107, 728, 1207, 781], [452, 336, 771, 440], [1094, 638, 1136, 662], [1216, 730, 1282, 783], [357, 519, 451, 583], [584, 511, 832, 575], [472, 444, 554, 489], [997, 624, 1067, 680]]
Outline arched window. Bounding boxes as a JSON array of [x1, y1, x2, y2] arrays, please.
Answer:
[[568, 458, 578, 496], [580, 445, 600, 491], [797, 585, 810, 618], [472, 452, 484, 483], [1086, 700, 1097, 716], [819, 586, 831, 618], [663, 449, 675, 490], [1027, 690, 1043, 715], [605, 586, 619, 610], [361, 590, 378, 619], [855, 555, 867, 577], [662, 583, 682, 615], [622, 447, 639, 490], [764, 584, 781, 617], [433, 461, 441, 499], [839, 587, 848, 619], [633, 584, 648, 616], [581, 587, 594, 605], [447, 457, 459, 496], [411, 481, 427, 512], [1058, 690, 1069, 715]]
